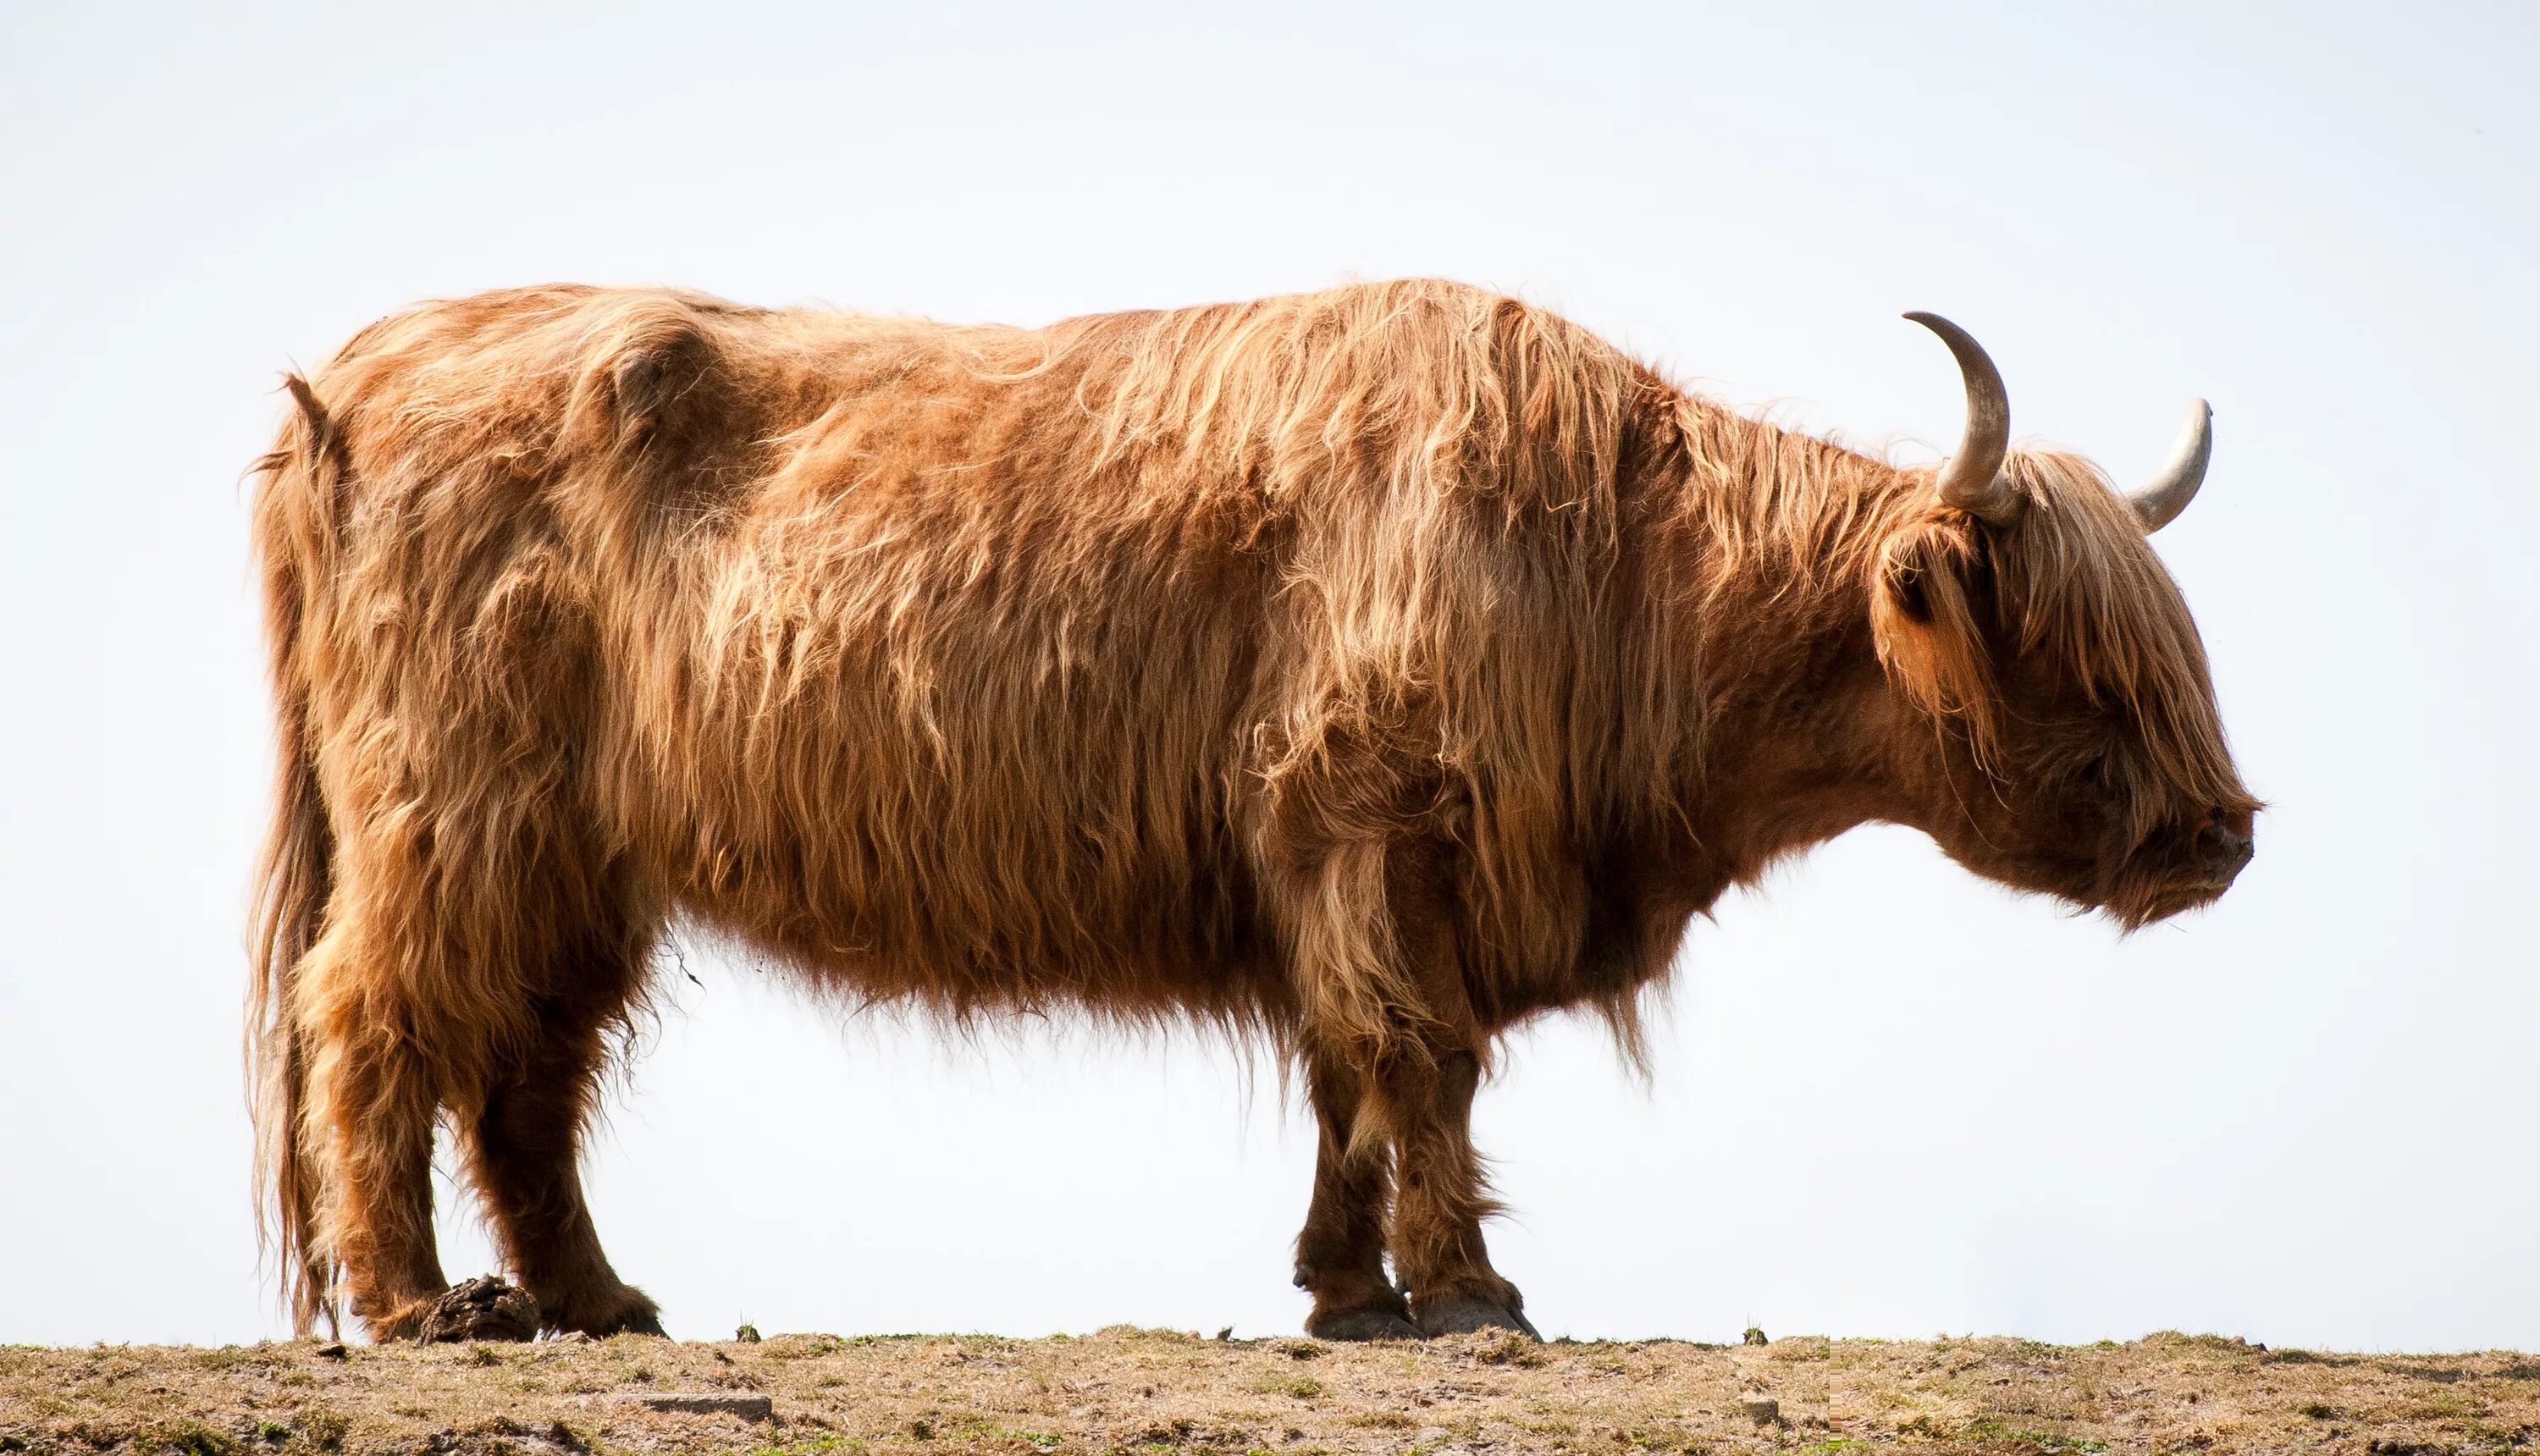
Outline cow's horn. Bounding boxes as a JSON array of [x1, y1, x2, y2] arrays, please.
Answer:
[[1904, 312, 2018, 524], [2130, 399, 2213, 532]]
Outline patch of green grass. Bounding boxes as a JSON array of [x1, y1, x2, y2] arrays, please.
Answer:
[[1963, 1418, 2108, 1453], [292, 1409, 348, 1452], [748, 1435, 865, 1456], [954, 1419, 1063, 1450], [152, 1422, 237, 1456], [2399, 1390, 2482, 1420]]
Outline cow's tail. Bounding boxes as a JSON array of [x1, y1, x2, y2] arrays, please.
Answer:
[[246, 373, 342, 1337]]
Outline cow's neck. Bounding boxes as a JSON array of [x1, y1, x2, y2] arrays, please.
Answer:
[[1650, 432, 1929, 907]]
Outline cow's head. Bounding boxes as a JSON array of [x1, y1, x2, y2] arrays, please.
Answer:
[[1868, 315, 2259, 927]]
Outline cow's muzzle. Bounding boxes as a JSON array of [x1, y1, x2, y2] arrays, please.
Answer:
[[2195, 808, 2254, 887]]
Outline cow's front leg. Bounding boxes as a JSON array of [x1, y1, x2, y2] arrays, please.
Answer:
[[1383, 1043, 1538, 1338], [1280, 835, 1535, 1339], [1294, 1048, 1420, 1340]]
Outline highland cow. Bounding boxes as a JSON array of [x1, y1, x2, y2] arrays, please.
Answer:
[[248, 279, 2256, 1343]]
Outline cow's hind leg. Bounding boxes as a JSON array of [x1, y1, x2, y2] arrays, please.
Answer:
[[1294, 1049, 1420, 1341], [300, 791, 637, 1340], [456, 933, 664, 1337], [296, 912, 456, 1341]]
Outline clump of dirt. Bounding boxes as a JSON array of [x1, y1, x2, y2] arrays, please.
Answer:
[[415, 1275, 540, 1344], [1, 1326, 2532, 1455]]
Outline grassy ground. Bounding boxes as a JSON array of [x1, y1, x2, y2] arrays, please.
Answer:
[[4, 1327, 2536, 1456]]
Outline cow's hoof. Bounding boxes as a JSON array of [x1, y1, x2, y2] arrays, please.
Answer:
[[1306, 1305, 1426, 1342], [543, 1285, 667, 1339], [588, 1301, 667, 1338], [417, 1275, 539, 1343], [1414, 1293, 1541, 1339]]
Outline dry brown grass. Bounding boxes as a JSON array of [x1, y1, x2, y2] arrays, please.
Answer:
[[3, 1328, 2534, 1456]]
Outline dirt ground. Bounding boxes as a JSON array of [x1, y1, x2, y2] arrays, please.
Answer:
[[4, 1327, 2535, 1456]]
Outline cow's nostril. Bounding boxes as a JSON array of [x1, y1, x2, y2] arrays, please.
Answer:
[[2197, 821, 2253, 880]]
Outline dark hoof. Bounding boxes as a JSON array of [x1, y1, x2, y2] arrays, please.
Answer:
[[542, 1286, 666, 1339], [417, 1275, 539, 1343], [601, 1304, 668, 1338], [1415, 1293, 1541, 1340], [1306, 1306, 1426, 1342]]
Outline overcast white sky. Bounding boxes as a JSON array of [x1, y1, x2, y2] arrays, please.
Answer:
[[3, 1, 2534, 1353]]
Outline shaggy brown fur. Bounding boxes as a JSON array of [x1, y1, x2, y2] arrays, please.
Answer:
[[248, 279, 2256, 1343]]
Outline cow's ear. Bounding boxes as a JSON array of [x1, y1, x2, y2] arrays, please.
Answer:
[[1871, 517, 1998, 750], [1887, 560, 1935, 623]]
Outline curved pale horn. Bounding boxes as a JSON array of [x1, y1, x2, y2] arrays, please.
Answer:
[[2131, 399, 2213, 532], [1904, 312, 2018, 523]]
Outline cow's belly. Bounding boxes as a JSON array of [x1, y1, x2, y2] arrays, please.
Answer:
[[636, 554, 1285, 1023]]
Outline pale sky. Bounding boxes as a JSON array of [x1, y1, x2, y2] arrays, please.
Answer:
[[3, 1, 2534, 1351]]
